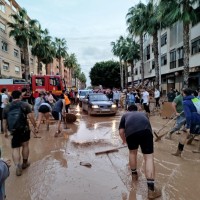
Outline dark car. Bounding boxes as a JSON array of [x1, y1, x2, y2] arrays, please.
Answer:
[[82, 93, 117, 115]]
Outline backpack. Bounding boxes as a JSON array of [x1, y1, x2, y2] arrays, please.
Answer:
[[7, 102, 27, 134], [192, 97, 200, 114]]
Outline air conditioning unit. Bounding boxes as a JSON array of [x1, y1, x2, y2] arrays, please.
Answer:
[[149, 69, 152, 73]]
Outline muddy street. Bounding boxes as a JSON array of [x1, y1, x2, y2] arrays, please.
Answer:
[[1, 106, 200, 200]]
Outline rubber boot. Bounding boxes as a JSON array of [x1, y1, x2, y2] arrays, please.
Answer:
[[172, 149, 182, 157], [148, 187, 162, 199]]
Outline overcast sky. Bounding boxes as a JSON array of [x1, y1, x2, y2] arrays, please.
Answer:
[[17, 0, 146, 86]]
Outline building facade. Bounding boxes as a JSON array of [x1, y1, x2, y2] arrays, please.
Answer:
[[0, 0, 73, 88], [128, 8, 200, 94]]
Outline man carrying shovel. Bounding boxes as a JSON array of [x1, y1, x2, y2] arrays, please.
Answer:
[[119, 105, 161, 199], [165, 89, 186, 140]]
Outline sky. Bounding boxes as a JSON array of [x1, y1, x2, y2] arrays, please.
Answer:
[[16, 0, 146, 86]]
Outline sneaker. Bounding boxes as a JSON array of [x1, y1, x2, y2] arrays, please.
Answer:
[[22, 162, 30, 169], [148, 187, 161, 199], [16, 165, 22, 176], [165, 133, 171, 140]]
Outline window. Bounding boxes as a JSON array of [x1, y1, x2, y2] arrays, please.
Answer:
[[3, 62, 9, 71], [1, 41, 8, 51], [145, 45, 150, 60], [0, 5, 5, 13], [35, 78, 45, 86], [152, 60, 155, 69], [161, 33, 167, 47], [191, 37, 200, 55], [14, 49, 19, 57], [5, 0, 10, 5], [12, 5, 17, 12], [170, 50, 176, 69], [15, 66, 20, 74], [161, 54, 167, 66], [0, 22, 6, 33], [135, 68, 138, 75], [177, 47, 184, 67]]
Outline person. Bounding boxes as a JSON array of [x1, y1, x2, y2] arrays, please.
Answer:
[[52, 94, 66, 137], [0, 159, 10, 200], [154, 88, 160, 108], [128, 92, 135, 107], [172, 88, 200, 157], [134, 89, 142, 111], [113, 89, 120, 108], [0, 88, 9, 134], [34, 92, 45, 120], [45, 91, 56, 108], [119, 105, 161, 199], [3, 90, 38, 176], [141, 87, 150, 117], [165, 89, 186, 139], [36, 102, 52, 133], [167, 88, 176, 102], [63, 90, 71, 113]]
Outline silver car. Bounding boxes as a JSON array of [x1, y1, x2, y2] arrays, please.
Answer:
[[82, 93, 117, 115]]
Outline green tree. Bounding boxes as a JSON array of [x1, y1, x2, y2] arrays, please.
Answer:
[[89, 61, 120, 88], [31, 28, 53, 74], [79, 72, 87, 88], [126, 2, 147, 85], [159, 0, 199, 87], [53, 37, 68, 77], [8, 8, 39, 80]]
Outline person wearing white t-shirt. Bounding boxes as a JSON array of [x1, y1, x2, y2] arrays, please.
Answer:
[[0, 88, 9, 133], [142, 88, 150, 117], [154, 88, 160, 108]]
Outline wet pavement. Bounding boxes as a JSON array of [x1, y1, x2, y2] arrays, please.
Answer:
[[1, 106, 200, 200]]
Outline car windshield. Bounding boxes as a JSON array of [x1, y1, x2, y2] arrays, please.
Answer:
[[90, 94, 108, 101], [79, 91, 91, 96]]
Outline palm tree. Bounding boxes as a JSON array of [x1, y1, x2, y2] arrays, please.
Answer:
[[31, 28, 53, 74], [126, 2, 147, 85], [144, 1, 162, 88], [8, 8, 39, 80], [64, 53, 78, 85], [159, 0, 199, 87], [53, 37, 68, 77]]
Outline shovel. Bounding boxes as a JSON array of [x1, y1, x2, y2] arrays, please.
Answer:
[[154, 112, 183, 142]]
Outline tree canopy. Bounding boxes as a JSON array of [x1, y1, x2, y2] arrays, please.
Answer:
[[89, 60, 120, 88]]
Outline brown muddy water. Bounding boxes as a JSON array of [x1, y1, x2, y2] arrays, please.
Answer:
[[1, 106, 200, 200]]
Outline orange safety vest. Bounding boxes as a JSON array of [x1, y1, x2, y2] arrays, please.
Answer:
[[64, 94, 71, 105]]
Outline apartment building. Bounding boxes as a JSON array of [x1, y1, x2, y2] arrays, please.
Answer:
[[0, 0, 38, 79], [128, 8, 200, 94]]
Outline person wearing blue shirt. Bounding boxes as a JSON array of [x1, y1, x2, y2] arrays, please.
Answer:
[[172, 88, 200, 156]]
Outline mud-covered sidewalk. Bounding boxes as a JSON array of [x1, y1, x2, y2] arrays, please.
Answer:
[[1, 107, 200, 200]]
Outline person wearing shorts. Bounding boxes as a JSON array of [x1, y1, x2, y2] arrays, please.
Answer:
[[36, 102, 52, 133], [52, 94, 66, 137], [3, 91, 37, 176], [119, 105, 161, 199]]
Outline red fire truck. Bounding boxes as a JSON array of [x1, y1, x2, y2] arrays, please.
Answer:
[[0, 75, 66, 98]]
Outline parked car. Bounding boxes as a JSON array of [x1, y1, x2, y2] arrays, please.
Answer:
[[82, 93, 117, 115], [78, 89, 93, 107]]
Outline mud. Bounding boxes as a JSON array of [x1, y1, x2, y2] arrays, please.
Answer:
[[1, 106, 200, 200]]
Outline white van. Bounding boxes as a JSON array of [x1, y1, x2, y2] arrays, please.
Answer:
[[78, 89, 93, 107]]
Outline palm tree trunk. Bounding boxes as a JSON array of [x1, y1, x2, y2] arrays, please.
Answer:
[[153, 32, 159, 88], [37, 58, 41, 75], [131, 63, 134, 87], [59, 58, 62, 77], [140, 35, 144, 85], [183, 22, 190, 88], [120, 59, 124, 89], [23, 44, 29, 81], [124, 62, 128, 88]]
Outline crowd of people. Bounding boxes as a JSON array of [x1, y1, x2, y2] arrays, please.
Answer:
[[0, 86, 200, 199]]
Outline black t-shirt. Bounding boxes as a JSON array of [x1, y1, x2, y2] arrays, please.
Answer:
[[119, 111, 152, 138]]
